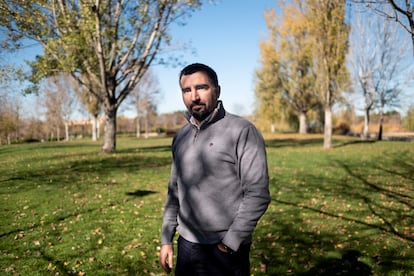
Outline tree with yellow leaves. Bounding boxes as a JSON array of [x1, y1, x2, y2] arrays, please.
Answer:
[[307, 0, 350, 148], [256, 1, 320, 134]]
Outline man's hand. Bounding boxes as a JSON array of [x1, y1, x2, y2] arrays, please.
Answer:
[[160, 244, 174, 273]]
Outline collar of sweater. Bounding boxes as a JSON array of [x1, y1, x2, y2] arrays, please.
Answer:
[[185, 101, 225, 130]]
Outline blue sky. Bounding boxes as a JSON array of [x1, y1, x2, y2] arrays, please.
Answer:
[[150, 0, 276, 116]]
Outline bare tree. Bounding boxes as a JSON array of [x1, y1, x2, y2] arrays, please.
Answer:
[[358, 71, 376, 138], [350, 5, 411, 139], [0, 93, 21, 144], [349, 8, 381, 139], [43, 87, 61, 141], [73, 76, 102, 141], [128, 70, 160, 138], [351, 0, 414, 55], [375, 26, 411, 140], [42, 74, 77, 141]]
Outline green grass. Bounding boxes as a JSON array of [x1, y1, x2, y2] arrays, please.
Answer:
[[1, 135, 413, 275]]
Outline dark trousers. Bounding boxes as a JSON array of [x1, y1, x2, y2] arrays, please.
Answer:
[[175, 236, 251, 276]]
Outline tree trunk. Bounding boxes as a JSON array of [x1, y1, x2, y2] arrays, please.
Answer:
[[92, 115, 98, 141], [97, 119, 100, 139], [64, 122, 70, 141], [144, 116, 149, 139], [362, 107, 370, 140], [323, 105, 332, 149], [299, 111, 307, 135], [136, 117, 141, 138], [378, 106, 384, 141], [102, 107, 117, 153]]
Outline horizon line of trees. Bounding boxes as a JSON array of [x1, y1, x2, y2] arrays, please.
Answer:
[[0, 97, 188, 145], [1, 84, 414, 145]]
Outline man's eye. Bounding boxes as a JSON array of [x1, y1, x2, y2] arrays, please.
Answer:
[[182, 88, 191, 93], [196, 84, 209, 90]]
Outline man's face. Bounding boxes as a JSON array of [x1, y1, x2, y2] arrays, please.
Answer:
[[180, 71, 220, 124]]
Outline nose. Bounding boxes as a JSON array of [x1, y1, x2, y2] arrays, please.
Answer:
[[191, 89, 199, 101]]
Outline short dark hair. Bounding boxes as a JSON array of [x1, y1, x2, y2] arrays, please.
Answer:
[[179, 63, 219, 87]]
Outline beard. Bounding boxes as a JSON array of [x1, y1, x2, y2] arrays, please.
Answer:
[[190, 102, 213, 122]]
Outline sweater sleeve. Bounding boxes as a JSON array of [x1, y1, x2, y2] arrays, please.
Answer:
[[221, 125, 271, 251], [161, 162, 179, 245]]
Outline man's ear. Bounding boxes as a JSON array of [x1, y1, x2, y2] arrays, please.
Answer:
[[216, 85, 221, 99]]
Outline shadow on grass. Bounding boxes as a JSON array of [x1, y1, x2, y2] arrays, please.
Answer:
[[126, 189, 157, 197], [265, 138, 323, 148], [2, 137, 413, 274], [0, 143, 164, 240], [333, 139, 376, 148], [254, 148, 414, 275], [300, 250, 372, 276], [26, 189, 159, 275], [0, 152, 171, 195], [265, 137, 376, 149], [144, 145, 172, 152], [0, 188, 157, 239]]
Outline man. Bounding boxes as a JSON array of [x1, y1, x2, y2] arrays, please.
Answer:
[[160, 63, 270, 275]]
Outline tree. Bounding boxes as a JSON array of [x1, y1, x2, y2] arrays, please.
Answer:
[[350, 5, 412, 140], [255, 40, 285, 133], [42, 74, 77, 141], [256, 1, 320, 134], [0, 93, 21, 144], [43, 85, 62, 141], [58, 74, 78, 141], [0, 0, 202, 153], [358, 72, 376, 139], [403, 104, 414, 131], [275, 2, 320, 134], [0, 53, 24, 144], [307, 0, 350, 148], [349, 2, 413, 140], [255, 1, 348, 137], [128, 69, 160, 138], [74, 76, 102, 141], [351, 0, 414, 55], [374, 24, 409, 140], [0, 52, 23, 90], [349, 7, 381, 139]]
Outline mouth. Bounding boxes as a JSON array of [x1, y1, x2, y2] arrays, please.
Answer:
[[191, 103, 205, 111]]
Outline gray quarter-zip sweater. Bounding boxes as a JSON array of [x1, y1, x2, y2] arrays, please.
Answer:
[[161, 102, 270, 251]]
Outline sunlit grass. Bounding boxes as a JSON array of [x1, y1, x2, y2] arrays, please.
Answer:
[[1, 135, 413, 275]]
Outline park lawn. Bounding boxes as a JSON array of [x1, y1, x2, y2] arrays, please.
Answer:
[[0, 135, 413, 275]]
